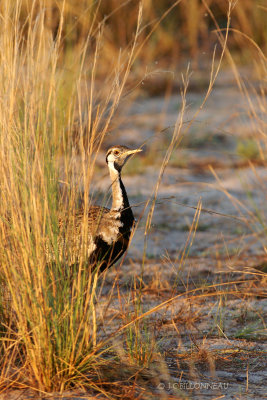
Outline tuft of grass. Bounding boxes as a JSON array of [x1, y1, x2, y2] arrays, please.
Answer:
[[236, 139, 261, 161], [0, 0, 147, 394], [234, 322, 266, 339]]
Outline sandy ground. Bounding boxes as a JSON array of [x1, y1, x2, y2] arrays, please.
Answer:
[[97, 67, 267, 399]]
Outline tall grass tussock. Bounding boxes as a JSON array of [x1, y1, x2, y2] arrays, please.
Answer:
[[0, 0, 140, 392]]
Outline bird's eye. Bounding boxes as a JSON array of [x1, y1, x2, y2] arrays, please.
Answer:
[[113, 150, 120, 156]]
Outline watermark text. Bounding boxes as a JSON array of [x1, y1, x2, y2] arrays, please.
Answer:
[[157, 381, 229, 391]]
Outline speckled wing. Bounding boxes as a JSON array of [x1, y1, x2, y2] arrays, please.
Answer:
[[47, 206, 123, 265]]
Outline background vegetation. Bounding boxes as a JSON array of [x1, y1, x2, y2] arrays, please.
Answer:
[[14, 0, 267, 64]]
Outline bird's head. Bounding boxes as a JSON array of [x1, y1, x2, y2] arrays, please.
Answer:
[[106, 145, 142, 173]]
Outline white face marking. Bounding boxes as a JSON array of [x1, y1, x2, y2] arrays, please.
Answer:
[[107, 150, 122, 174], [107, 153, 116, 163], [108, 160, 118, 174], [107, 149, 121, 163]]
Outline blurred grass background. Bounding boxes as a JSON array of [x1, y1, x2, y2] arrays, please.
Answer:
[[8, 0, 267, 71]]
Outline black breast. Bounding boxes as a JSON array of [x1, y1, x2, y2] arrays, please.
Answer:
[[90, 209, 135, 271]]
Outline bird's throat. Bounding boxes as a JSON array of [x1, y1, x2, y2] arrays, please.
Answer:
[[109, 164, 127, 211]]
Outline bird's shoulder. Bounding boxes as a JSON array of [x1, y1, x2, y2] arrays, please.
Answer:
[[87, 205, 110, 221], [86, 206, 123, 226], [58, 206, 121, 228]]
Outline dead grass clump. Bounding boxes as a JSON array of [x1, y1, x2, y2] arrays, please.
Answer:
[[0, 0, 146, 394]]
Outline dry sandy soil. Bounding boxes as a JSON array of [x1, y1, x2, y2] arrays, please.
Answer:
[[2, 68, 266, 399]]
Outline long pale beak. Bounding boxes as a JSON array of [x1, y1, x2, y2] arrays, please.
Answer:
[[124, 148, 142, 156]]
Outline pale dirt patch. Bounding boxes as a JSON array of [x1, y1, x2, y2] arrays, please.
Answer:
[[97, 69, 266, 399]]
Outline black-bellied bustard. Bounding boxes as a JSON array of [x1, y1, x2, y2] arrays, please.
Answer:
[[55, 145, 142, 271]]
